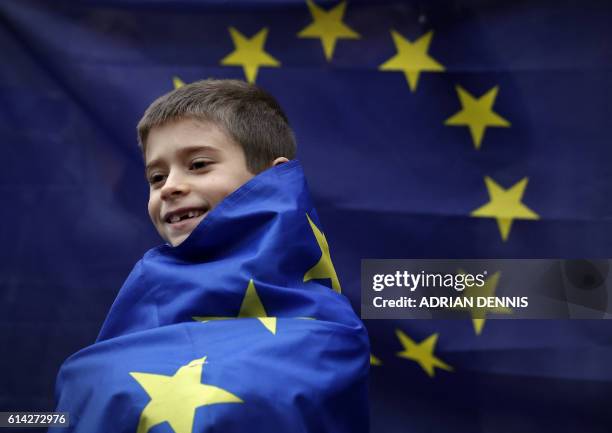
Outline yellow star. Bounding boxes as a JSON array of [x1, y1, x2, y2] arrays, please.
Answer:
[[379, 30, 445, 92], [453, 270, 511, 335], [297, 0, 360, 61], [237, 279, 276, 334], [471, 176, 540, 242], [370, 353, 382, 366], [444, 85, 510, 149], [303, 214, 341, 293], [130, 357, 242, 433], [173, 76, 185, 89], [395, 330, 453, 377], [193, 279, 277, 334], [220, 27, 280, 83]]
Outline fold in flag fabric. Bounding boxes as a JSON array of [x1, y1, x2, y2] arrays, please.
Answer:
[[50, 161, 370, 433]]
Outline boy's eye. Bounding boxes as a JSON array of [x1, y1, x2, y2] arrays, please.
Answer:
[[190, 159, 210, 170], [149, 173, 166, 185]]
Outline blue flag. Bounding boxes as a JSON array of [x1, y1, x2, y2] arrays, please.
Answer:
[[50, 161, 370, 432]]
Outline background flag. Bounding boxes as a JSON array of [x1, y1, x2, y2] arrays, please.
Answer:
[[1, 1, 612, 432]]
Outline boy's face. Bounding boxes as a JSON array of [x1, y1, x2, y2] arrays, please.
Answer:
[[145, 118, 255, 246]]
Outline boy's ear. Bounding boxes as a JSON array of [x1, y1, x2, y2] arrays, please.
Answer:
[[272, 157, 289, 166]]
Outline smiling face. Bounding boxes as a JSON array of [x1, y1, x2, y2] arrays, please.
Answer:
[[145, 118, 256, 246]]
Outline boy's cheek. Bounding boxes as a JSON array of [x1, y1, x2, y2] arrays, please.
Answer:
[[147, 196, 157, 219], [147, 199, 162, 232]]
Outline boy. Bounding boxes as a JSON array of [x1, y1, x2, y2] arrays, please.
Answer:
[[51, 80, 370, 433], [139, 80, 294, 247]]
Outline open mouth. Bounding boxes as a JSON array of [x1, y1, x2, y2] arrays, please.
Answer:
[[165, 208, 207, 224]]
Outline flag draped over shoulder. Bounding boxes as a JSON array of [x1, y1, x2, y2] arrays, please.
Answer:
[[50, 160, 370, 433], [2, 2, 612, 433]]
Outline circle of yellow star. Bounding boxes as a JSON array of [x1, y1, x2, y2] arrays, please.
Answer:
[[173, 76, 185, 89], [370, 353, 382, 366], [297, 0, 360, 61], [379, 30, 445, 92], [220, 27, 280, 83], [303, 213, 341, 293], [130, 357, 242, 433], [453, 270, 511, 335], [395, 330, 453, 377], [471, 176, 540, 242], [444, 85, 510, 149]]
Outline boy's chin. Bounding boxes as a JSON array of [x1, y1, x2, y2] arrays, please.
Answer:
[[167, 232, 191, 247]]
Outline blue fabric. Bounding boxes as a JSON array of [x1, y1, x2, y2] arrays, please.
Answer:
[[51, 160, 369, 433]]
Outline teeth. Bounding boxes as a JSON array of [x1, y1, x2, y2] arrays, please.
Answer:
[[167, 209, 204, 224]]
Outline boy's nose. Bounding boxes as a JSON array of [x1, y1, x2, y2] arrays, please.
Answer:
[[160, 172, 190, 200]]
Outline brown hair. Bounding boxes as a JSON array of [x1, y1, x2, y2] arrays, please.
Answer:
[[137, 79, 297, 173]]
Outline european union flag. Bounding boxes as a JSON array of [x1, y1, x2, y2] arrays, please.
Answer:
[[2, 1, 612, 433], [50, 161, 370, 432]]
